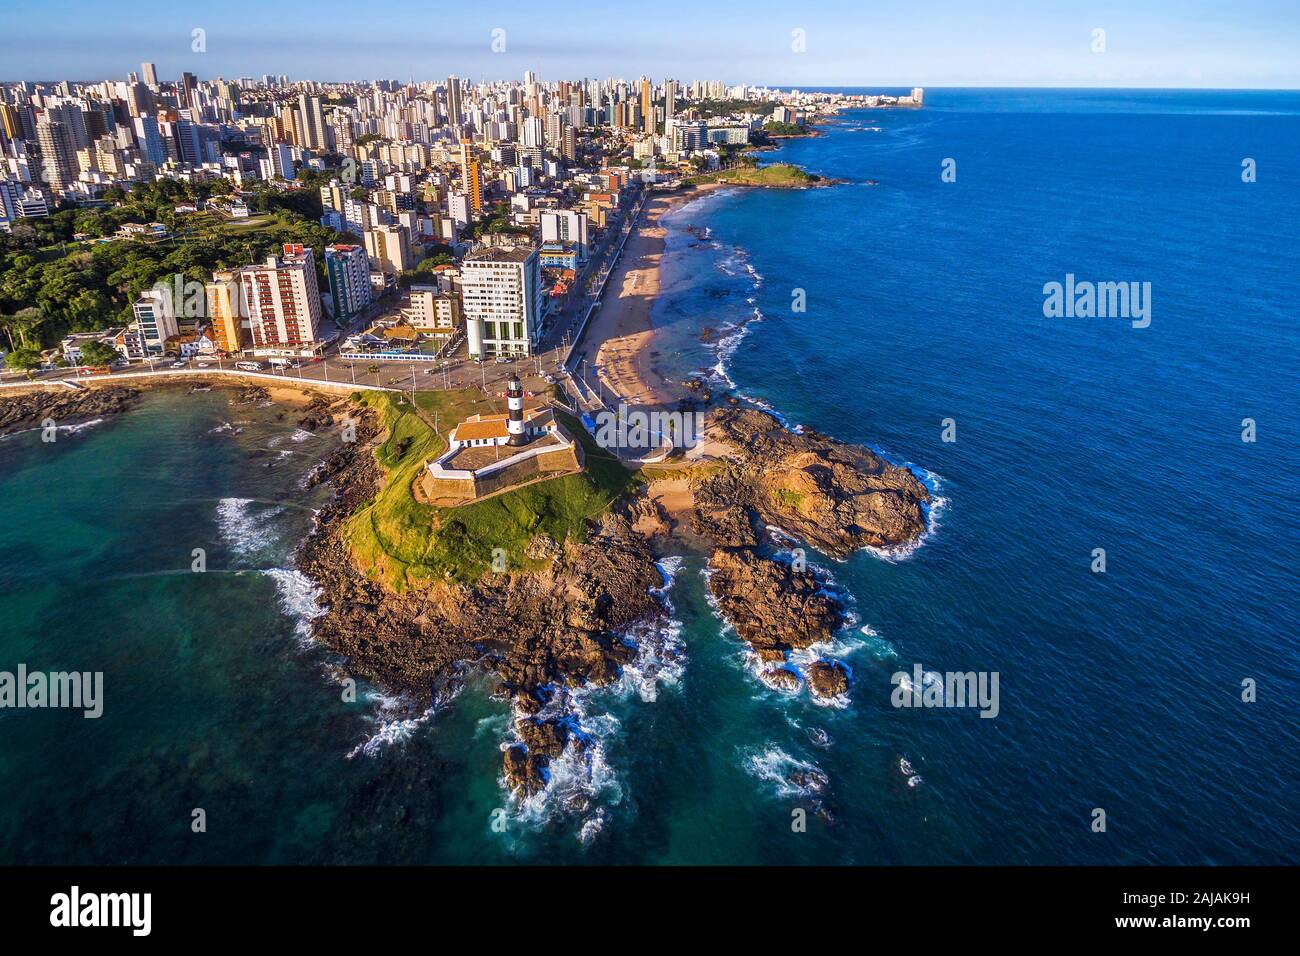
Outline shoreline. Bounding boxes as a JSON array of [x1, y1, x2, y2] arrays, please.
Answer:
[[573, 181, 732, 409], [0, 377, 336, 439]]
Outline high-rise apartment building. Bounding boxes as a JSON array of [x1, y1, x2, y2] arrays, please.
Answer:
[[461, 247, 543, 358], [324, 244, 373, 321], [363, 223, 412, 275], [36, 119, 76, 192], [204, 270, 246, 353], [296, 94, 327, 150], [238, 244, 323, 351], [641, 77, 654, 134], [459, 140, 482, 216], [446, 76, 463, 128]]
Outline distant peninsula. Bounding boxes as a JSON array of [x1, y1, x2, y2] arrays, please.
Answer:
[[707, 163, 833, 188]]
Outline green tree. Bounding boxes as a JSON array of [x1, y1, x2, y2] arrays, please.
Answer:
[[4, 347, 42, 376], [78, 340, 120, 366], [1, 307, 47, 349]]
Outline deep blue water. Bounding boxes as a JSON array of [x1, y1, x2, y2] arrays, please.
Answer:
[[651, 87, 1300, 863], [1, 89, 1296, 864]]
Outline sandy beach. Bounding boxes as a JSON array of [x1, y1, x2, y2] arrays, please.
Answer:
[[574, 182, 729, 409]]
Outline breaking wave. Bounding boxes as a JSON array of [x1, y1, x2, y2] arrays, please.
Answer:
[[261, 567, 325, 647], [500, 555, 687, 844], [215, 497, 284, 560]]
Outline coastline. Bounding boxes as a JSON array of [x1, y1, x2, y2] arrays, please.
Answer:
[[573, 182, 731, 409]]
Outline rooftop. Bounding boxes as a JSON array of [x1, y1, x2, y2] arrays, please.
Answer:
[[465, 246, 536, 264]]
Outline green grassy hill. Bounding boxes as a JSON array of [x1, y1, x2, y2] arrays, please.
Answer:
[[344, 392, 638, 591], [713, 163, 821, 187]]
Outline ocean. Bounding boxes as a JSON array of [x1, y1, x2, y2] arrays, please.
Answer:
[[1, 89, 1297, 864]]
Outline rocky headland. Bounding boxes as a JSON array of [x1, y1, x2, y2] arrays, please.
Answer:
[[297, 402, 667, 797], [295, 393, 931, 794], [688, 402, 930, 699], [0, 384, 142, 438]]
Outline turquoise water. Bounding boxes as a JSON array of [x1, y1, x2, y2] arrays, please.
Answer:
[[2, 89, 1297, 864]]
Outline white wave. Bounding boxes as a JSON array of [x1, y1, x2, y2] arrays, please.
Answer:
[[208, 421, 242, 435], [706, 308, 765, 389], [262, 567, 325, 647], [297, 461, 325, 489], [290, 428, 314, 443], [742, 744, 829, 798], [347, 684, 459, 760], [858, 624, 898, 660], [577, 807, 607, 846], [737, 391, 805, 433], [0, 417, 106, 441], [617, 556, 687, 703], [499, 557, 687, 840], [505, 691, 624, 837], [216, 497, 284, 559], [61, 417, 104, 434], [899, 755, 924, 788]]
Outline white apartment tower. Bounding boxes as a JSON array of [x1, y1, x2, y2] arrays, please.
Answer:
[[540, 209, 589, 260], [461, 247, 543, 358], [238, 244, 323, 351]]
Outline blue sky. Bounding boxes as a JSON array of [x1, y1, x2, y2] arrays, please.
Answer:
[[2, 0, 1297, 88]]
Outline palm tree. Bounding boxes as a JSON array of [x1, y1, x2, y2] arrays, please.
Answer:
[[1, 307, 46, 350]]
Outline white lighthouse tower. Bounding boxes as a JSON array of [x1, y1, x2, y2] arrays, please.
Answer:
[[506, 366, 526, 446]]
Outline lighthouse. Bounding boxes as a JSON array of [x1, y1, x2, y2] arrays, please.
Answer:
[[506, 366, 526, 446]]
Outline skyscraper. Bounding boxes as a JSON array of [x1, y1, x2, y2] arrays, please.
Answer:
[[640, 77, 654, 134], [459, 140, 482, 216], [238, 245, 323, 351], [296, 94, 327, 150], [141, 62, 159, 88], [446, 76, 463, 129], [35, 118, 76, 191]]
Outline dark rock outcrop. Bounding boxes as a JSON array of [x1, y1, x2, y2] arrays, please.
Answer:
[[807, 660, 850, 700], [296, 394, 335, 431], [709, 404, 930, 557], [0, 385, 141, 437], [707, 547, 843, 654], [691, 405, 929, 688]]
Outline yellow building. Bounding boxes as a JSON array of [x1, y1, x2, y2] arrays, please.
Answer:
[[205, 270, 246, 354], [459, 140, 482, 216]]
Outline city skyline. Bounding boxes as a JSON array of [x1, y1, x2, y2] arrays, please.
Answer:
[[2, 0, 1299, 88]]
